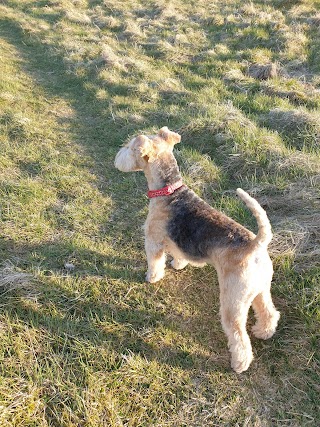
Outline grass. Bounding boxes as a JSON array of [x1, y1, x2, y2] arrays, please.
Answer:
[[0, 0, 319, 425]]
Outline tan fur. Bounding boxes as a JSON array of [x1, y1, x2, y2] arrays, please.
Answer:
[[115, 127, 280, 374]]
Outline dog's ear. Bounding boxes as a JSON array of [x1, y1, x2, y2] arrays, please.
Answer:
[[158, 126, 181, 146]]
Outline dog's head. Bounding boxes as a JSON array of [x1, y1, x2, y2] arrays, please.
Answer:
[[114, 127, 181, 172]]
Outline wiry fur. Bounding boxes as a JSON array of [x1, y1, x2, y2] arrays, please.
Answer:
[[115, 127, 280, 374]]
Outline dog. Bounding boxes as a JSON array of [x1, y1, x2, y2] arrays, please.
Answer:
[[114, 126, 280, 373]]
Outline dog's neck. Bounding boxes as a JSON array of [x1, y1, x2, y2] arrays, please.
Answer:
[[144, 152, 182, 191]]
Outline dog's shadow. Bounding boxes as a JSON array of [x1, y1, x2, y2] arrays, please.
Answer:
[[1, 235, 232, 372]]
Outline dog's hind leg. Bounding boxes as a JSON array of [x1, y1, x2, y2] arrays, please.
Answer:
[[251, 289, 280, 339], [250, 254, 280, 339]]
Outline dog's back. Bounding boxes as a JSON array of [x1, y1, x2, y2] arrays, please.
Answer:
[[166, 187, 255, 259]]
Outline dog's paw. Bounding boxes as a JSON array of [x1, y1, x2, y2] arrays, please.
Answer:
[[252, 321, 279, 340], [231, 348, 253, 374], [171, 259, 188, 270], [252, 326, 275, 340], [252, 311, 280, 340], [145, 270, 165, 283]]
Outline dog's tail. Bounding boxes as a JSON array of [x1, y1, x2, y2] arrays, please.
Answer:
[[236, 188, 272, 248]]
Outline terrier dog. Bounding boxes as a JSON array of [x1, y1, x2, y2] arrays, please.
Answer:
[[114, 127, 280, 373]]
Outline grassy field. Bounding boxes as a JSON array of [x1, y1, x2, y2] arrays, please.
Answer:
[[0, 0, 319, 425]]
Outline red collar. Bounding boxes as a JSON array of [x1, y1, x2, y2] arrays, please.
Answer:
[[147, 179, 184, 198]]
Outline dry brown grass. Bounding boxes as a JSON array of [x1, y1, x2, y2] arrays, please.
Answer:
[[65, 9, 91, 25], [268, 177, 320, 270], [261, 108, 320, 151], [0, 261, 32, 292], [247, 62, 278, 80], [262, 86, 309, 105]]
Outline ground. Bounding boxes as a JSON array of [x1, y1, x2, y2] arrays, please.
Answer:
[[0, 0, 319, 426]]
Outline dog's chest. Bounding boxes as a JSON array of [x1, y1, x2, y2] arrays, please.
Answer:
[[144, 199, 170, 240]]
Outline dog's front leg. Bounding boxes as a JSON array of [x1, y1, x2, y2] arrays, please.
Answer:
[[145, 237, 166, 283]]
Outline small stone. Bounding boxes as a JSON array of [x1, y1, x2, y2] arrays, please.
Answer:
[[64, 263, 75, 271]]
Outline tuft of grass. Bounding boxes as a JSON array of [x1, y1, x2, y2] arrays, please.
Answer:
[[261, 108, 320, 151], [0, 261, 32, 292], [247, 62, 278, 80], [175, 148, 224, 198]]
